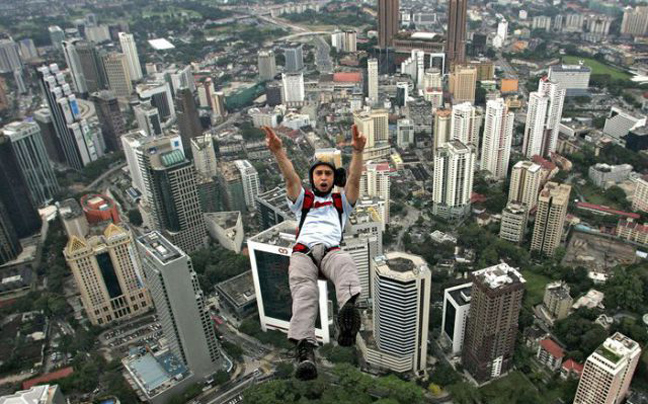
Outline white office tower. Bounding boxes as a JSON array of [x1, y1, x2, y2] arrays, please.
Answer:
[[434, 109, 452, 153], [36, 64, 101, 170], [121, 130, 151, 195], [331, 30, 344, 51], [522, 77, 565, 158], [118, 32, 143, 81], [197, 78, 215, 109], [450, 102, 481, 146], [102, 52, 132, 98], [424, 68, 442, 92], [573, 333, 641, 404], [134, 102, 163, 136], [234, 159, 260, 211], [397, 118, 415, 147], [433, 140, 475, 218], [508, 160, 543, 210], [499, 202, 528, 244], [281, 72, 305, 104], [136, 81, 176, 123], [0, 40, 21, 74], [344, 30, 357, 52], [137, 232, 223, 379], [621, 6, 648, 37], [62, 39, 87, 95], [191, 134, 217, 178], [363, 252, 431, 375], [497, 19, 508, 43], [400, 50, 425, 89], [441, 283, 472, 355], [257, 50, 277, 81], [368, 58, 378, 104], [481, 98, 514, 180], [166, 65, 195, 95], [360, 161, 391, 223], [248, 221, 331, 343], [548, 63, 591, 96], [49, 25, 65, 52]]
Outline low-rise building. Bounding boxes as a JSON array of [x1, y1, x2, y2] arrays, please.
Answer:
[[0, 384, 65, 404], [616, 218, 648, 246], [543, 281, 573, 322], [215, 271, 256, 319], [588, 163, 633, 188], [537, 338, 565, 371], [205, 211, 244, 253]]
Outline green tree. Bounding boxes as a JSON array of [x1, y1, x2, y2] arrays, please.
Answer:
[[128, 209, 143, 226], [604, 267, 645, 311], [447, 381, 481, 404]]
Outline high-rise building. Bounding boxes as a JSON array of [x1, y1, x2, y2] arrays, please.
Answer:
[[344, 30, 358, 52], [191, 134, 217, 178], [37, 64, 101, 170], [0, 39, 22, 74], [441, 282, 472, 355], [48, 26, 65, 52], [211, 91, 227, 121], [548, 63, 591, 97], [446, 0, 468, 67], [133, 102, 163, 137], [367, 252, 430, 375], [136, 81, 175, 123], [508, 160, 543, 210], [397, 118, 414, 147], [62, 39, 88, 95], [136, 232, 223, 378], [574, 333, 641, 404], [543, 281, 572, 321], [248, 221, 332, 343], [258, 50, 277, 81], [531, 182, 571, 256], [0, 384, 66, 404], [166, 65, 196, 96], [621, 6, 648, 37], [449, 65, 477, 104], [255, 187, 293, 230], [101, 52, 132, 98], [0, 200, 21, 265], [450, 102, 480, 146], [378, 0, 399, 49], [360, 161, 391, 223], [33, 108, 65, 164], [395, 82, 408, 107], [532, 16, 553, 32], [175, 87, 203, 151], [2, 121, 60, 206], [197, 78, 215, 109], [354, 108, 389, 149], [499, 202, 528, 244], [434, 108, 452, 153], [433, 140, 475, 218], [18, 38, 38, 61], [216, 161, 247, 212], [481, 98, 514, 179], [76, 41, 108, 93], [523, 77, 566, 158], [283, 44, 304, 72], [90, 91, 126, 153], [118, 32, 143, 81], [462, 263, 525, 382], [367, 58, 379, 103], [64, 224, 152, 326], [138, 137, 206, 253], [122, 130, 179, 196], [424, 68, 443, 89], [281, 72, 305, 104], [234, 160, 260, 211], [633, 175, 648, 212]]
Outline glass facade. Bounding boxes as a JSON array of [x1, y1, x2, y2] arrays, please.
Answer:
[[97, 252, 123, 298], [444, 300, 456, 340]]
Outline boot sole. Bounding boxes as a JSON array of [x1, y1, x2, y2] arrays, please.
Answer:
[[337, 305, 361, 347], [295, 360, 318, 380]]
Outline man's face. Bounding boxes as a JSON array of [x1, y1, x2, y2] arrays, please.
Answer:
[[313, 165, 334, 193]]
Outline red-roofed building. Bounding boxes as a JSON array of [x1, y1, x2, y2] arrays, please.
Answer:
[[576, 202, 641, 220], [333, 72, 362, 83], [470, 192, 487, 204], [561, 359, 584, 380], [531, 155, 559, 182], [22, 367, 74, 390], [537, 338, 565, 371], [616, 218, 648, 246]]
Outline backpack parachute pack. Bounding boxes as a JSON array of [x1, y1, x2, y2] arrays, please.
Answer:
[[296, 189, 344, 239]]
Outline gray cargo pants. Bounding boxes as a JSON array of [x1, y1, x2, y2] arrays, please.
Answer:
[[288, 243, 362, 344]]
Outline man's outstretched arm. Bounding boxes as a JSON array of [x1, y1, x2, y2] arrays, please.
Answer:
[[345, 124, 366, 206], [264, 126, 302, 202]]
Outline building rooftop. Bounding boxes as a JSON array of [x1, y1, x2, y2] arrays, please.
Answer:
[[205, 211, 240, 230], [472, 263, 526, 289], [58, 198, 84, 220], [594, 332, 640, 365], [576, 202, 640, 219], [540, 338, 565, 359], [374, 251, 429, 281], [124, 350, 188, 398], [256, 186, 293, 217], [546, 282, 571, 300], [0, 385, 57, 404], [22, 367, 73, 390], [248, 220, 297, 248], [447, 283, 472, 306], [216, 271, 255, 308], [137, 232, 183, 264]]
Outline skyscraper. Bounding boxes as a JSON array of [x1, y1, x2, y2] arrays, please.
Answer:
[[433, 140, 475, 218], [258, 50, 277, 81], [353, 108, 389, 148], [446, 0, 468, 67], [449, 65, 477, 104], [281, 72, 305, 104], [37, 64, 101, 170], [62, 39, 88, 95], [531, 182, 571, 257], [234, 160, 260, 211], [396, 118, 414, 147], [139, 137, 206, 253], [481, 98, 514, 179], [633, 175, 648, 213], [137, 232, 223, 379], [621, 6, 648, 37], [574, 333, 641, 404], [522, 77, 566, 158], [175, 88, 203, 152], [191, 134, 218, 178], [450, 102, 480, 146], [101, 52, 132, 98], [499, 202, 528, 244], [283, 44, 304, 72], [360, 161, 391, 223], [462, 263, 525, 382], [76, 41, 108, 93], [378, 0, 399, 49], [48, 26, 65, 52], [133, 101, 163, 137], [0, 39, 22, 74], [369, 252, 431, 375], [434, 108, 452, 153], [0, 200, 21, 265], [118, 32, 143, 81], [441, 282, 472, 355], [33, 108, 65, 164], [367, 58, 379, 103], [508, 160, 543, 210], [2, 121, 60, 206], [64, 224, 152, 326], [90, 90, 126, 153], [136, 81, 176, 122]]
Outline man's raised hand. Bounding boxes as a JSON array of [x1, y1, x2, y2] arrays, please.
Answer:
[[351, 124, 367, 153], [263, 126, 282, 153]]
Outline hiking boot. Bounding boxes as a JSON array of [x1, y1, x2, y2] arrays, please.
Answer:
[[295, 340, 317, 380], [337, 298, 361, 347]]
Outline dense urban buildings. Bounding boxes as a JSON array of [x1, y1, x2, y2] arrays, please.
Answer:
[[522, 78, 566, 158]]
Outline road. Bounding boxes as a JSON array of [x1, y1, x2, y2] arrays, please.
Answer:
[[390, 205, 422, 251], [314, 35, 333, 73]]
